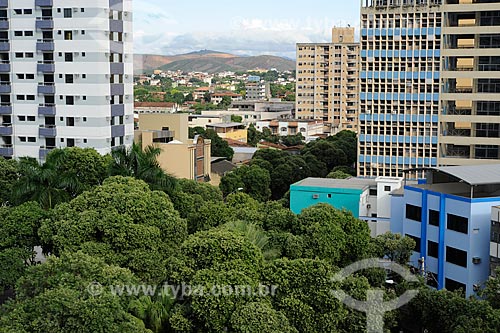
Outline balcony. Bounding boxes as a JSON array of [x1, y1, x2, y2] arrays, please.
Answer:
[[110, 0, 124, 9], [39, 125, 57, 137], [39, 146, 56, 160], [0, 41, 9, 51], [111, 83, 124, 95], [0, 81, 10, 93], [37, 61, 55, 73], [36, 17, 54, 30], [0, 123, 11, 136], [36, 40, 54, 52], [0, 145, 13, 157], [110, 41, 124, 54], [38, 83, 55, 94], [0, 20, 9, 30], [0, 104, 11, 114], [38, 104, 56, 115], [35, 0, 53, 6], [111, 104, 124, 117], [111, 125, 125, 138], [110, 20, 123, 33], [0, 61, 10, 72], [0, 0, 7, 7], [110, 62, 124, 74]]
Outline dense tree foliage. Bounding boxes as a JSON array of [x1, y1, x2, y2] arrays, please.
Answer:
[[219, 164, 272, 201], [39, 177, 187, 282], [3, 141, 500, 332], [0, 202, 47, 292], [0, 252, 150, 333]]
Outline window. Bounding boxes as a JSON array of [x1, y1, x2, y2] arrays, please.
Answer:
[[25, 53, 33, 58], [14, 9, 22, 15], [65, 53, 73, 62], [327, 194, 332, 198], [447, 214, 468, 234], [429, 210, 440, 227], [445, 278, 466, 294], [27, 116, 35, 121], [16, 74, 24, 79], [65, 74, 74, 84], [16, 95, 25, 101], [14, 31, 22, 37], [384, 186, 391, 192], [24, 31, 33, 37], [66, 117, 74, 126], [83, 117, 87, 122], [27, 137, 36, 143], [19, 137, 26, 142], [66, 96, 74, 105], [63, 8, 72, 18], [81, 30, 85, 35], [27, 95, 35, 101], [24, 9, 32, 14], [369, 188, 377, 196], [15, 53, 23, 58], [17, 116, 25, 121], [406, 204, 422, 222], [64, 31, 73, 40], [82, 74, 86, 79], [406, 234, 421, 252], [26, 74, 35, 79], [428, 241, 439, 258], [83, 139, 87, 143], [82, 52, 86, 57], [446, 246, 467, 268]]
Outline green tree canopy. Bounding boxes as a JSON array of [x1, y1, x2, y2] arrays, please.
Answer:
[[39, 177, 187, 283], [220, 165, 272, 202], [0, 252, 150, 333]]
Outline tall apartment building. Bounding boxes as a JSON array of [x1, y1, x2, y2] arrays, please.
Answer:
[[296, 27, 359, 134], [359, 0, 442, 178], [245, 81, 270, 100], [0, 0, 133, 160], [440, 0, 500, 165]]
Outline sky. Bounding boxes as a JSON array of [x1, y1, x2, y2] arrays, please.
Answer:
[[134, 0, 360, 59]]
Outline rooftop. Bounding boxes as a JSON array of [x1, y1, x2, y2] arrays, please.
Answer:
[[293, 177, 377, 190], [431, 164, 500, 186], [207, 122, 245, 129], [135, 102, 177, 108]]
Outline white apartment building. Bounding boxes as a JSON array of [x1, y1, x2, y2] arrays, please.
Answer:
[[0, 0, 133, 160]]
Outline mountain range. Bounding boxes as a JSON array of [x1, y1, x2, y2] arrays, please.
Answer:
[[134, 50, 296, 74]]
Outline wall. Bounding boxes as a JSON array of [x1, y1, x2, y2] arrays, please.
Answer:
[[138, 114, 189, 142], [290, 185, 362, 216]]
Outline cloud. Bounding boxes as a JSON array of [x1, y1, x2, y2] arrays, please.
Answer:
[[134, 15, 359, 58]]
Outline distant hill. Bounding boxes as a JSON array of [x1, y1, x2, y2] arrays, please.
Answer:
[[134, 51, 295, 74]]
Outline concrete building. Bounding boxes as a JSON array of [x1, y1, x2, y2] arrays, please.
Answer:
[[0, 0, 134, 160], [255, 119, 324, 139], [358, 0, 442, 178], [134, 102, 178, 114], [296, 27, 359, 134], [491, 206, 500, 277], [206, 100, 294, 125], [391, 164, 500, 297], [245, 81, 270, 100], [440, 0, 500, 166], [211, 92, 242, 105], [135, 113, 211, 182], [290, 177, 404, 237], [206, 122, 247, 143]]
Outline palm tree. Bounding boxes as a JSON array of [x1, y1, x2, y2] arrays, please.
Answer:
[[109, 142, 177, 194], [224, 220, 280, 261], [13, 156, 81, 210], [128, 291, 175, 333]]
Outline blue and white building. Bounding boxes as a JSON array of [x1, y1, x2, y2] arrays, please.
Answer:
[[391, 164, 500, 297], [358, 0, 442, 178]]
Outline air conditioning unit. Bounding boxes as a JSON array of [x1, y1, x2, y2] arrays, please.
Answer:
[[367, 204, 372, 209], [472, 257, 481, 264], [312, 194, 320, 199]]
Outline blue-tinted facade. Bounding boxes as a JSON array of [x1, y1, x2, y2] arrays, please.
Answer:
[[359, 0, 442, 178]]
